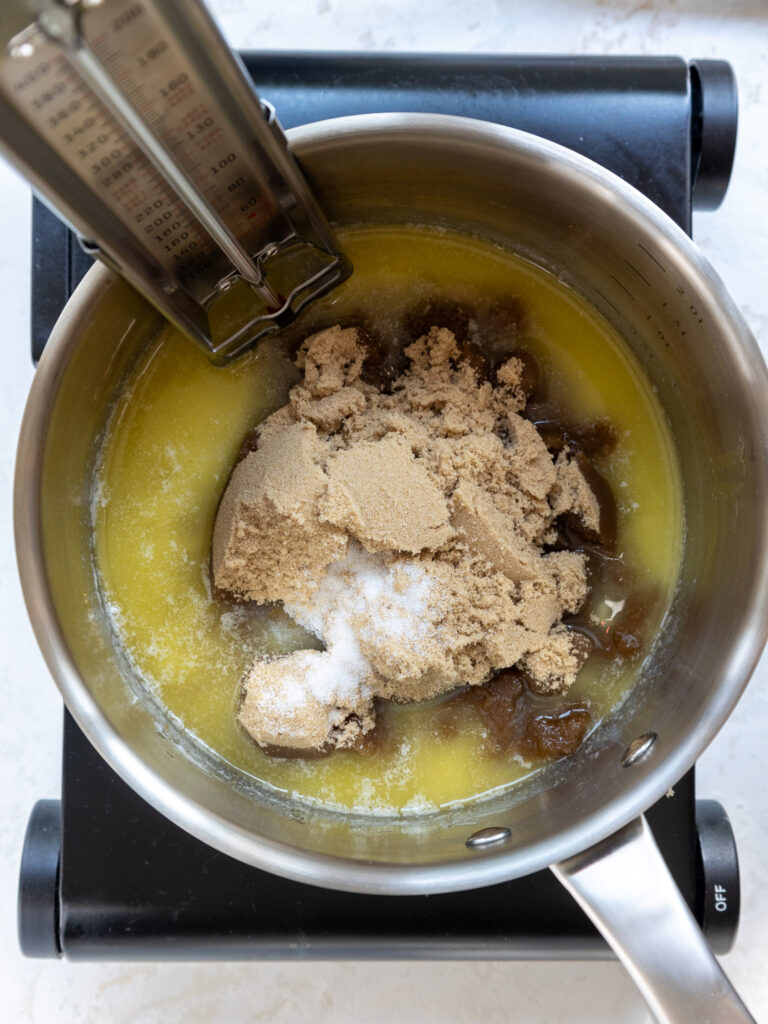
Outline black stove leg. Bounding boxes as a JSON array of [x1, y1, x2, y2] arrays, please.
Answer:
[[18, 798, 62, 959]]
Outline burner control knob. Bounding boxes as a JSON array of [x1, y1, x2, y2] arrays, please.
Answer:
[[695, 799, 741, 955], [18, 799, 61, 959]]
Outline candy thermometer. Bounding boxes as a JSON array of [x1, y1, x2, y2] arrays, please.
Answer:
[[0, 0, 350, 360]]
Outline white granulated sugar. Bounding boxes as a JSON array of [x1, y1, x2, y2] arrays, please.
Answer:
[[356, 562, 433, 653], [275, 666, 312, 712], [299, 647, 359, 705], [283, 541, 435, 706]]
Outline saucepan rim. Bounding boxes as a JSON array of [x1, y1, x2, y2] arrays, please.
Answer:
[[14, 113, 768, 894]]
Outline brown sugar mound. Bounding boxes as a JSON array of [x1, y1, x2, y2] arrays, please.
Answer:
[[212, 420, 347, 604], [322, 433, 454, 553], [239, 650, 376, 752], [213, 323, 603, 752]]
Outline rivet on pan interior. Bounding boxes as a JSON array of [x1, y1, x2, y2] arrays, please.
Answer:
[[622, 731, 657, 767], [466, 826, 511, 849]]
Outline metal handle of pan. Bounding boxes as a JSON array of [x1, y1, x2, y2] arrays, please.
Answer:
[[552, 815, 755, 1024]]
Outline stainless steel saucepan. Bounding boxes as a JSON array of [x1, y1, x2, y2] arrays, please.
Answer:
[[15, 115, 768, 1023]]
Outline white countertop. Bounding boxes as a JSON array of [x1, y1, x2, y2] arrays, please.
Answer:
[[1, 2, 766, 1021]]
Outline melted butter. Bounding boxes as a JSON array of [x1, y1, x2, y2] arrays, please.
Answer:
[[93, 224, 683, 815]]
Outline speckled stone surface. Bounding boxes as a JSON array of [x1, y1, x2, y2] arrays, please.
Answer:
[[0, 1, 766, 1021]]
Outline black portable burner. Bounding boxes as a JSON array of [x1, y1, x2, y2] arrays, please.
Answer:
[[19, 54, 743, 961]]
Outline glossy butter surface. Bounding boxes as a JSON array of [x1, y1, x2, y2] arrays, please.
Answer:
[[94, 225, 683, 814]]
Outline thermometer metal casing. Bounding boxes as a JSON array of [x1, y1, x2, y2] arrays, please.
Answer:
[[0, 0, 350, 359]]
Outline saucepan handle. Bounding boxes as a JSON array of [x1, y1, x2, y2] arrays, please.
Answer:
[[552, 815, 755, 1024]]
